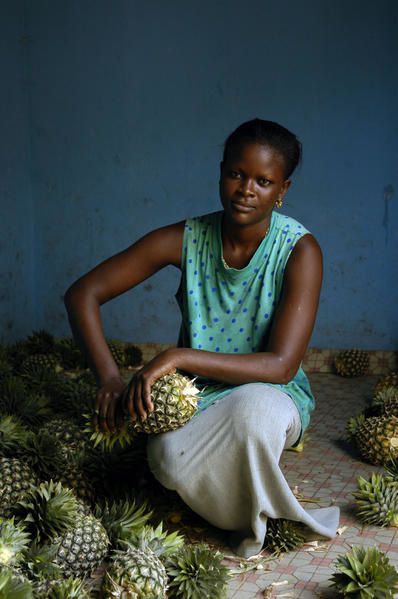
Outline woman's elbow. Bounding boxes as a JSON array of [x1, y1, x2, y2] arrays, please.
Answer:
[[273, 356, 300, 385], [64, 281, 90, 313]]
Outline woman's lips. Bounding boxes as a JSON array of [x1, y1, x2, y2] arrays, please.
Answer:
[[231, 202, 254, 213]]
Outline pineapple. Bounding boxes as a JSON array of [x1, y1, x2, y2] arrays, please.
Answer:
[[128, 522, 185, 562], [264, 518, 306, 554], [374, 372, 398, 396], [166, 543, 230, 598], [353, 473, 398, 527], [329, 545, 398, 597], [53, 510, 109, 578], [40, 417, 88, 458], [334, 349, 369, 377], [107, 340, 126, 368], [354, 415, 398, 465], [124, 343, 143, 368], [133, 372, 199, 434], [19, 354, 61, 378], [103, 545, 168, 598], [0, 457, 37, 517], [12, 481, 109, 579], [346, 413, 367, 442]]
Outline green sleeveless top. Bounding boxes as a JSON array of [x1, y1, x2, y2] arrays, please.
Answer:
[[176, 210, 315, 440]]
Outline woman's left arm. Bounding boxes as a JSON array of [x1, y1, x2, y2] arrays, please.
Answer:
[[126, 234, 322, 420]]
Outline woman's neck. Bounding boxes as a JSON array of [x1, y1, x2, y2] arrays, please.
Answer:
[[221, 213, 272, 268]]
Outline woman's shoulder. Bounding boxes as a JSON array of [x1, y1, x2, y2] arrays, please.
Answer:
[[273, 211, 310, 237]]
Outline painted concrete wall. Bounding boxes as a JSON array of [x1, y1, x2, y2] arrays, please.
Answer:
[[3, 0, 398, 348], [0, 2, 36, 341]]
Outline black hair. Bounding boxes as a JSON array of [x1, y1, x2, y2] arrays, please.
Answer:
[[223, 118, 302, 179]]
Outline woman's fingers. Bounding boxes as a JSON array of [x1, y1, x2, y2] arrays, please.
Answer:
[[142, 376, 154, 414], [125, 379, 137, 421], [134, 377, 147, 421], [106, 391, 119, 433]]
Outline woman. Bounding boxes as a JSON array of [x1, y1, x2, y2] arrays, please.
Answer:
[[65, 118, 339, 557]]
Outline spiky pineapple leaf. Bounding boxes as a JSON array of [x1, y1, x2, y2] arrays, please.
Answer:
[[94, 498, 152, 546], [0, 568, 33, 599], [12, 481, 79, 543], [330, 545, 398, 597], [166, 543, 230, 598], [0, 518, 30, 567]]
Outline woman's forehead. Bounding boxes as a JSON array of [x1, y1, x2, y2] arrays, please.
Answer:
[[225, 142, 286, 173]]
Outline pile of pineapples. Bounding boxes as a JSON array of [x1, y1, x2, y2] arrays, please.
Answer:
[[0, 331, 229, 598]]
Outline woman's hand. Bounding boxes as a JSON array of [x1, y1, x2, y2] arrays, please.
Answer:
[[95, 375, 126, 433], [124, 348, 180, 422]]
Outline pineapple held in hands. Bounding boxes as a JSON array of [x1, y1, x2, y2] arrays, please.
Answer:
[[133, 372, 199, 434], [87, 372, 200, 449]]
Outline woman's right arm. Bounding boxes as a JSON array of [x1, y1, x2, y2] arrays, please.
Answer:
[[64, 221, 185, 429]]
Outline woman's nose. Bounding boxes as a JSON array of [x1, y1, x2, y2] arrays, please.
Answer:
[[240, 179, 255, 196]]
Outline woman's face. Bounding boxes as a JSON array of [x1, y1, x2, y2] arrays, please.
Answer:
[[219, 142, 291, 227]]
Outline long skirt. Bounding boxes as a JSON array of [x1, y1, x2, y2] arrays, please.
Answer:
[[147, 383, 340, 558]]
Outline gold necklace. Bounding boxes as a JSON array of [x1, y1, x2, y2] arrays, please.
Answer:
[[221, 225, 270, 270]]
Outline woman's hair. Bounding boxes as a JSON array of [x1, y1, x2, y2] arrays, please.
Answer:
[[223, 118, 302, 179]]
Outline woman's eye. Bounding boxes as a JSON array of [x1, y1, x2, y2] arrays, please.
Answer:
[[258, 178, 270, 187], [229, 170, 241, 179]]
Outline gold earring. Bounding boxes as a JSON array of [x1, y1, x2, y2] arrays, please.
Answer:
[[275, 196, 283, 209]]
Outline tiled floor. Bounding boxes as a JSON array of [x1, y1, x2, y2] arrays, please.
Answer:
[[224, 373, 398, 598]]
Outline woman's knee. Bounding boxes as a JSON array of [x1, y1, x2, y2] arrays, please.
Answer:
[[227, 386, 293, 450], [147, 434, 180, 490]]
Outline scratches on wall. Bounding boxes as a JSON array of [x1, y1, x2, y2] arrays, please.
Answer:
[[382, 184, 394, 245]]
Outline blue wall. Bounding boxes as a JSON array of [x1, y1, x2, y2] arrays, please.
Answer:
[[0, 2, 36, 341], [2, 0, 397, 348]]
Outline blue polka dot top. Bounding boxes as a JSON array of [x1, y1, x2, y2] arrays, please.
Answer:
[[176, 210, 315, 440]]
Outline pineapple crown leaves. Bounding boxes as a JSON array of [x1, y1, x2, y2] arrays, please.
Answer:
[[44, 576, 92, 599], [0, 518, 31, 567], [81, 444, 146, 499], [54, 337, 86, 370], [0, 376, 52, 427], [264, 518, 306, 555], [372, 386, 398, 406], [166, 543, 230, 599], [353, 473, 398, 527], [94, 498, 153, 546], [25, 330, 57, 355], [385, 457, 398, 480], [12, 481, 80, 543], [21, 431, 64, 479], [0, 568, 33, 599], [121, 522, 185, 561], [20, 540, 63, 582], [330, 545, 398, 597], [83, 412, 136, 451], [0, 416, 30, 456], [5, 341, 30, 368]]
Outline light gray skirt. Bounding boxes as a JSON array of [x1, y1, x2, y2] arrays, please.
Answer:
[[147, 383, 339, 558]]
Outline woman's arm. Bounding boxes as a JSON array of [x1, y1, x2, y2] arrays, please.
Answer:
[[126, 234, 322, 420], [64, 221, 184, 429]]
